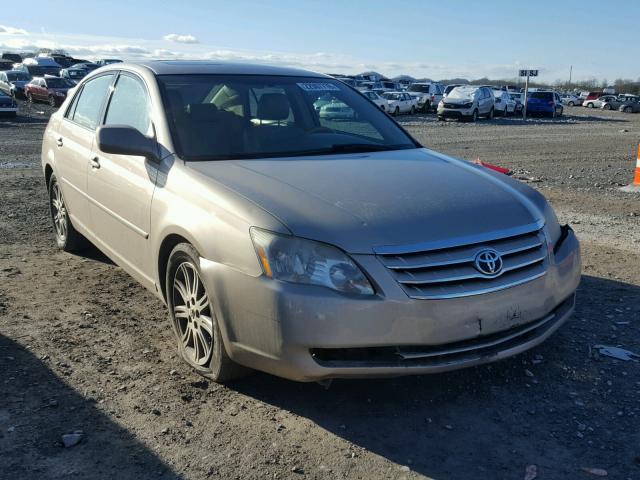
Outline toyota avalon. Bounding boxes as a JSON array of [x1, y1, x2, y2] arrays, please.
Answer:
[[41, 61, 581, 382]]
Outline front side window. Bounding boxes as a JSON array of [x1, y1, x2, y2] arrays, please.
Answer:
[[69, 74, 114, 130], [158, 75, 417, 161], [105, 74, 152, 135]]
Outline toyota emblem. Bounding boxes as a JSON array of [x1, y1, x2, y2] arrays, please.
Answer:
[[474, 249, 503, 276]]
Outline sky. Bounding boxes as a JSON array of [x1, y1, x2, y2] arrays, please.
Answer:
[[1, 0, 638, 83]]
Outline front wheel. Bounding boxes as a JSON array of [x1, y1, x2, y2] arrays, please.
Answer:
[[624, 106, 633, 113], [487, 108, 494, 119], [48, 95, 56, 107], [471, 109, 478, 122], [568, 101, 575, 106], [48, 174, 86, 251], [393, 106, 399, 116], [410, 106, 416, 115], [587, 102, 594, 108], [166, 243, 251, 382]]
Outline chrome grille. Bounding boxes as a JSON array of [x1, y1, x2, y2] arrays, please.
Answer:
[[377, 225, 548, 300]]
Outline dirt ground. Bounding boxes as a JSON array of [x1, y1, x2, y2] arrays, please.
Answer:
[[1, 102, 639, 480]]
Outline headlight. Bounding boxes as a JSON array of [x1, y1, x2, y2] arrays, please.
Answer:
[[462, 102, 473, 108], [250, 228, 374, 296], [542, 203, 562, 248]]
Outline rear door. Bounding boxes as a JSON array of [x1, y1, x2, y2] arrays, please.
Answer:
[[87, 71, 158, 288], [56, 73, 115, 233]]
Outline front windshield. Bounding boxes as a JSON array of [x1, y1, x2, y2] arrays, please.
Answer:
[[448, 87, 477, 99], [158, 75, 417, 161], [408, 85, 430, 93], [7, 72, 29, 81], [46, 78, 74, 88]]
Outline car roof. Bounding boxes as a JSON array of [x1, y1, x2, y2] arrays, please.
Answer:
[[126, 60, 328, 78]]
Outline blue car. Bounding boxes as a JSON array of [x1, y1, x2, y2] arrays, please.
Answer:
[[526, 91, 563, 117]]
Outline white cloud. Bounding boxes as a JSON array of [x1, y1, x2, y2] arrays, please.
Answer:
[[0, 25, 27, 35], [163, 33, 198, 44]]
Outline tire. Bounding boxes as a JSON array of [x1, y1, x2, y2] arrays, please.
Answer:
[[48, 173, 86, 251], [423, 102, 431, 113], [394, 106, 399, 116], [502, 107, 508, 117], [558, 107, 563, 117], [166, 243, 251, 382], [26, 92, 33, 104], [587, 102, 594, 108], [487, 107, 494, 120], [602, 103, 611, 110], [48, 95, 56, 107], [568, 101, 575, 106], [471, 109, 478, 122], [410, 106, 416, 115], [437, 116, 444, 121], [624, 106, 632, 113]]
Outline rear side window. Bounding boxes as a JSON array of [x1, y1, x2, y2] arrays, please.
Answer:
[[68, 74, 114, 129], [105, 74, 152, 135], [530, 92, 553, 100]]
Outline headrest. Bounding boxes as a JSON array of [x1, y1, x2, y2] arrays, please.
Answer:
[[186, 103, 219, 122], [257, 93, 290, 121]]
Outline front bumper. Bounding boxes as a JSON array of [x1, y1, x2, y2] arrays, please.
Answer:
[[437, 106, 474, 119], [200, 228, 581, 382]]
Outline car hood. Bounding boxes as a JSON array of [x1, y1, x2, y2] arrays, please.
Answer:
[[444, 96, 474, 104], [188, 148, 544, 254]]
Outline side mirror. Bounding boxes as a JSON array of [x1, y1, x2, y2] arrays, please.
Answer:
[[96, 125, 159, 162]]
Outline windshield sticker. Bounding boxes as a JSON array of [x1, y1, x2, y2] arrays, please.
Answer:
[[297, 82, 341, 92]]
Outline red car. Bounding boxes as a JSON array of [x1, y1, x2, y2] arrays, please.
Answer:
[[24, 77, 74, 107]]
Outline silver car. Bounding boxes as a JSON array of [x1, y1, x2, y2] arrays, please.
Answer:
[[437, 85, 495, 121], [41, 61, 581, 383]]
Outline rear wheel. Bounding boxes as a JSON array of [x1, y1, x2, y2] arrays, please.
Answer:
[[487, 107, 494, 119], [587, 102, 594, 108], [471, 109, 478, 122], [602, 103, 611, 110], [624, 106, 633, 113], [166, 243, 251, 382], [410, 106, 415, 115], [48, 95, 56, 107], [502, 106, 508, 117], [568, 101, 575, 106], [48, 174, 86, 251], [394, 106, 399, 116]]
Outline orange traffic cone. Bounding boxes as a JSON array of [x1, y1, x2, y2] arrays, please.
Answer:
[[620, 144, 640, 193]]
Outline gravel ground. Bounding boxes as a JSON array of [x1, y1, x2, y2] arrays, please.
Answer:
[[1, 102, 639, 480]]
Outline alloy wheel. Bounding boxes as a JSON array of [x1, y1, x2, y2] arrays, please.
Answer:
[[172, 262, 213, 366], [50, 181, 68, 241]]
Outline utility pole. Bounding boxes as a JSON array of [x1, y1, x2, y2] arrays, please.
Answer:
[[569, 65, 573, 86]]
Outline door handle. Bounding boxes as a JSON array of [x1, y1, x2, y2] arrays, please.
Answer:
[[90, 157, 100, 169], [56, 137, 63, 147]]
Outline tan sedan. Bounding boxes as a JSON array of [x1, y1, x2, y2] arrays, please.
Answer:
[[42, 61, 581, 383]]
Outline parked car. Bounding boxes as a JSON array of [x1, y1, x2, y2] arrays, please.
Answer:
[[560, 94, 581, 106], [1, 52, 22, 64], [0, 59, 14, 71], [526, 91, 563, 117], [407, 82, 443, 112], [377, 80, 398, 93], [492, 89, 516, 116], [318, 100, 356, 120], [382, 91, 417, 115], [14, 57, 62, 77], [360, 90, 387, 111], [619, 98, 640, 113], [96, 58, 123, 66], [509, 92, 524, 114], [60, 67, 89, 84], [71, 62, 100, 73], [443, 84, 463, 97], [0, 70, 31, 98], [0, 89, 18, 117], [41, 61, 581, 383], [437, 85, 495, 121], [583, 95, 615, 109], [600, 95, 638, 111], [581, 92, 604, 107], [25, 77, 74, 106]]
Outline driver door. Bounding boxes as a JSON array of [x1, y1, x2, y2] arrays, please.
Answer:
[[87, 72, 159, 289]]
